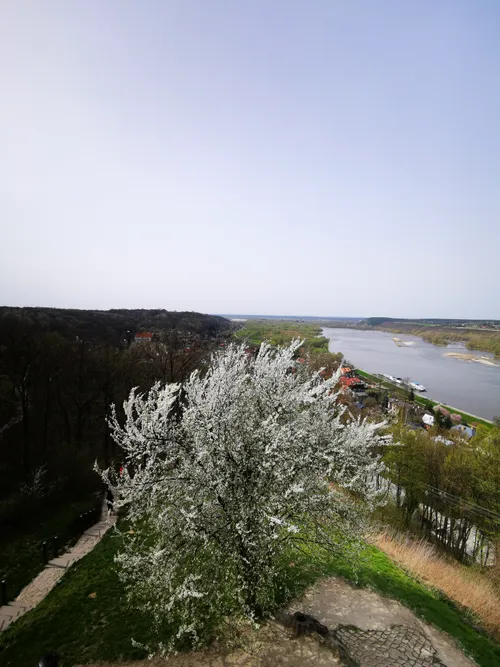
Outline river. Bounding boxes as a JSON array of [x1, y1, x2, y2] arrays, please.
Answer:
[[323, 328, 500, 420]]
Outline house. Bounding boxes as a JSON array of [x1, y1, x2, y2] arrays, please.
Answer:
[[339, 376, 365, 391], [422, 413, 435, 428], [451, 424, 476, 439], [408, 422, 425, 431], [134, 332, 153, 343], [339, 376, 367, 399]]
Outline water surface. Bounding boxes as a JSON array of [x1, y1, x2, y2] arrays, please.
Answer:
[[323, 328, 500, 420]]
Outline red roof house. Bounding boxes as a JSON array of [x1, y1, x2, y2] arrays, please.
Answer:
[[339, 376, 364, 389], [134, 332, 153, 342]]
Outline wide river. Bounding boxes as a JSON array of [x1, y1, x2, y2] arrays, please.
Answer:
[[323, 328, 500, 420]]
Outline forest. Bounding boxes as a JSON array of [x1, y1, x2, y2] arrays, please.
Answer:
[[0, 308, 231, 545]]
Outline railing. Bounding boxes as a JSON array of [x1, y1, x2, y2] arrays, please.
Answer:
[[33, 504, 103, 665]]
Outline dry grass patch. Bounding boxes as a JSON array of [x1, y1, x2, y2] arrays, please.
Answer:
[[374, 532, 500, 639]]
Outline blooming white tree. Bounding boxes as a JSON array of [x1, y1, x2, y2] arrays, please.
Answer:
[[99, 340, 386, 650]]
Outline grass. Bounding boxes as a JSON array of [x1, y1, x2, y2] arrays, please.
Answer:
[[413, 396, 492, 429], [234, 319, 331, 353], [0, 494, 101, 601], [418, 402, 493, 428], [0, 527, 154, 667], [374, 531, 500, 640], [2, 530, 500, 666]]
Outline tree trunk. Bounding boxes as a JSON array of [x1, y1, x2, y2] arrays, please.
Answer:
[[21, 391, 30, 475], [42, 376, 52, 462]]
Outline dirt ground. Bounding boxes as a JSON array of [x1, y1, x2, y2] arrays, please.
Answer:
[[79, 576, 476, 667], [79, 622, 340, 667]]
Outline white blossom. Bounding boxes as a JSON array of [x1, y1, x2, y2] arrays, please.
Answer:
[[97, 340, 387, 651]]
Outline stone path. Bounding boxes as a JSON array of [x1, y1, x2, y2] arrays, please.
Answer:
[[0, 505, 116, 632], [335, 624, 446, 666], [80, 576, 477, 667], [289, 577, 475, 667]]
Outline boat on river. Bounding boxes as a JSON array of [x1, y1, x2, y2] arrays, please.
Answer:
[[410, 381, 426, 392], [381, 374, 426, 391], [382, 374, 404, 384]]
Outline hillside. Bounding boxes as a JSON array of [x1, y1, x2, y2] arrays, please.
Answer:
[[0, 307, 231, 344]]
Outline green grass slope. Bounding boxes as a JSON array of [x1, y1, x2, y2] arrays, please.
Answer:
[[0, 494, 101, 601], [1, 532, 499, 666]]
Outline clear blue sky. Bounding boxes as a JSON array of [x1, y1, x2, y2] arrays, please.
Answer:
[[1, 1, 499, 318]]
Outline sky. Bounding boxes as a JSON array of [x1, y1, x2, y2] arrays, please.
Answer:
[[1, 1, 499, 319]]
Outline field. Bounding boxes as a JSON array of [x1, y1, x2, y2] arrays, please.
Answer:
[[234, 319, 331, 353]]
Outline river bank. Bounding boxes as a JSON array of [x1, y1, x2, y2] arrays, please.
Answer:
[[323, 327, 500, 421], [356, 369, 493, 428], [371, 325, 500, 359]]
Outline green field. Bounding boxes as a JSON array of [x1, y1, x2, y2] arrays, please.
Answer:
[[234, 319, 331, 352], [1, 528, 499, 666]]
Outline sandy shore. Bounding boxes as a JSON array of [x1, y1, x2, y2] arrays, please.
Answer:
[[392, 337, 415, 347], [444, 352, 499, 367]]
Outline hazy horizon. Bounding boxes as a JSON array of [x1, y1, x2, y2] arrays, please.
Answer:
[[2, 1, 499, 319], [2, 305, 500, 323]]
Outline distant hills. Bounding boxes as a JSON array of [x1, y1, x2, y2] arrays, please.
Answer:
[[219, 314, 363, 322], [363, 317, 500, 328]]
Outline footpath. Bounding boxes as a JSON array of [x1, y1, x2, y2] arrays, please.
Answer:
[[80, 578, 475, 667], [0, 504, 116, 632]]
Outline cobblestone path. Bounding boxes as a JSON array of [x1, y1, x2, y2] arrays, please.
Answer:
[[335, 623, 447, 666]]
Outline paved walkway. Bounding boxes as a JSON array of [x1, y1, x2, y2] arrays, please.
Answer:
[[80, 577, 476, 667], [0, 506, 116, 632], [288, 577, 475, 667]]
